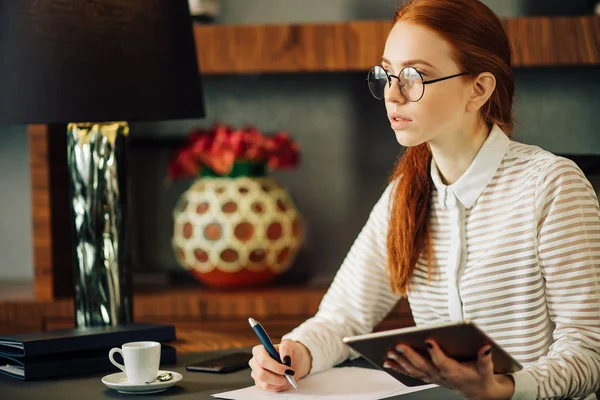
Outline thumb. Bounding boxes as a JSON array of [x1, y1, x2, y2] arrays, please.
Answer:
[[278, 339, 296, 367], [476, 345, 494, 377]]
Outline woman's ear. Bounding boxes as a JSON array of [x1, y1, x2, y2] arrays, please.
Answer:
[[466, 72, 496, 112]]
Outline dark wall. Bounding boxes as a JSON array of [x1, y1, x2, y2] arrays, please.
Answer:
[[126, 66, 600, 285]]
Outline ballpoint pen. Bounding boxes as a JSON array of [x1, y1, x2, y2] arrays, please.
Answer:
[[248, 317, 299, 391]]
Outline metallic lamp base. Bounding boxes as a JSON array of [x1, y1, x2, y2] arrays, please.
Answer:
[[66, 122, 133, 327]]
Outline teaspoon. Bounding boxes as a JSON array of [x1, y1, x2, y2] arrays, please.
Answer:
[[145, 372, 172, 384]]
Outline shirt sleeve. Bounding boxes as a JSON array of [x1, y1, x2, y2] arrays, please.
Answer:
[[282, 183, 402, 375], [515, 158, 600, 399]]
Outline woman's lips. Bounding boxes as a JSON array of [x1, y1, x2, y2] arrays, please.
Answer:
[[389, 116, 412, 130]]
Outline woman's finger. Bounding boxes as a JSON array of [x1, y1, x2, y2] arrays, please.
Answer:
[[425, 339, 465, 380], [278, 340, 296, 367], [257, 381, 288, 392], [249, 357, 258, 371], [253, 346, 295, 376], [250, 356, 290, 393], [386, 351, 427, 380], [251, 366, 289, 387], [475, 345, 494, 377], [383, 358, 416, 378], [395, 345, 440, 379]]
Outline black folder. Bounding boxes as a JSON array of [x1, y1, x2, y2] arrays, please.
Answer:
[[0, 344, 177, 380], [0, 323, 177, 380], [0, 323, 176, 357]]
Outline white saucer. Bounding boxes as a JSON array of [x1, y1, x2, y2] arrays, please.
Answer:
[[101, 370, 182, 394]]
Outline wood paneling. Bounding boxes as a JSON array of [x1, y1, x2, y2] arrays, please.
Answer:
[[28, 124, 73, 301], [194, 20, 392, 74], [0, 286, 415, 338], [194, 17, 600, 75], [503, 16, 600, 66]]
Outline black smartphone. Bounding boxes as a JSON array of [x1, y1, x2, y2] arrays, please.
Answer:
[[185, 352, 253, 373]]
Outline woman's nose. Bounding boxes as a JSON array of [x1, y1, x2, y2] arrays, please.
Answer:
[[384, 80, 406, 104]]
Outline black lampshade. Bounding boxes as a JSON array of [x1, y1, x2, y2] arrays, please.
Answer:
[[0, 0, 205, 124]]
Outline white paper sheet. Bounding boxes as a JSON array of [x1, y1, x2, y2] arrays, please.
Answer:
[[212, 367, 437, 400]]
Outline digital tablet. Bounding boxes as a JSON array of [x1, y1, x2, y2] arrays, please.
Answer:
[[342, 321, 522, 387]]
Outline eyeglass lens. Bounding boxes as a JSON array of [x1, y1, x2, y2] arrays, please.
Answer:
[[367, 65, 424, 101]]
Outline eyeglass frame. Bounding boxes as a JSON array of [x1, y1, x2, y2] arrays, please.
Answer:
[[367, 65, 470, 102]]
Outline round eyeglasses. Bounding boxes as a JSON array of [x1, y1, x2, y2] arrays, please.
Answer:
[[367, 65, 469, 102]]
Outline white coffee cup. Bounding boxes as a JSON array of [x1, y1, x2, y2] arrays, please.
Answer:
[[109, 341, 161, 384]]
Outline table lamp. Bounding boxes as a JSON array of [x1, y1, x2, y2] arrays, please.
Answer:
[[0, 1, 205, 327]]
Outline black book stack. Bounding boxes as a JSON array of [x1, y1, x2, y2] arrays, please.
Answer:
[[0, 323, 177, 380]]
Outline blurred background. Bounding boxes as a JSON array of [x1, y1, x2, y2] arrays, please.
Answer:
[[1, 0, 599, 290]]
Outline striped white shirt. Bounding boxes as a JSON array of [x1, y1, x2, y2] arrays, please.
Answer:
[[283, 125, 600, 400]]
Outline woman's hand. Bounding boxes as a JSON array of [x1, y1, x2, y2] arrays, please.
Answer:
[[249, 339, 312, 392], [383, 340, 515, 400]]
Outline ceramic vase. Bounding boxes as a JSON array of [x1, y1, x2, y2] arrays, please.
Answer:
[[172, 162, 304, 288]]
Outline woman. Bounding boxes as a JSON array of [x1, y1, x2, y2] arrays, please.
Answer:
[[248, 0, 600, 399]]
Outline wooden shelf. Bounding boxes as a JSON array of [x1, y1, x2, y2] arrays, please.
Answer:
[[194, 16, 600, 75]]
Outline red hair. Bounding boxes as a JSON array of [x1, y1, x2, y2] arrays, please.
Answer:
[[387, 0, 515, 295]]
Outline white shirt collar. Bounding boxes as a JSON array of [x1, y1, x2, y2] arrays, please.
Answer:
[[430, 124, 510, 209]]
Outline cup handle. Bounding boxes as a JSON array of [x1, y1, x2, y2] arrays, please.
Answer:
[[109, 348, 125, 373]]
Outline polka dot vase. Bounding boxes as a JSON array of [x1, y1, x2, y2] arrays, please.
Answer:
[[172, 162, 304, 288]]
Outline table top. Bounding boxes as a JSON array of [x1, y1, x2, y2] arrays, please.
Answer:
[[0, 348, 462, 400]]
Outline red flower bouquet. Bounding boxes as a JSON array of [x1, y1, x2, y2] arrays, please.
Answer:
[[168, 123, 301, 181]]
